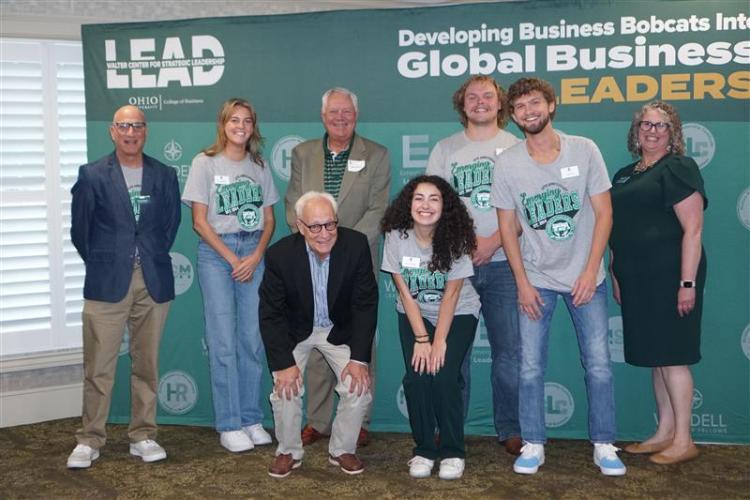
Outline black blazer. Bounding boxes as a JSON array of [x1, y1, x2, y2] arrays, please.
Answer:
[[70, 152, 181, 303], [259, 227, 378, 372]]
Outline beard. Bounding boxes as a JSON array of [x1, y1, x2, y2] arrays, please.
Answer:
[[516, 114, 550, 135]]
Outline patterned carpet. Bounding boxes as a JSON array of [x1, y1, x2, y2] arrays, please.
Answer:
[[1, 418, 748, 499]]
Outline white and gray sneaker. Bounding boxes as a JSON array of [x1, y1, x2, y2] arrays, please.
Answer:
[[129, 439, 167, 463], [408, 455, 434, 478], [438, 457, 465, 480], [220, 430, 254, 452], [67, 444, 99, 469], [242, 424, 272, 446]]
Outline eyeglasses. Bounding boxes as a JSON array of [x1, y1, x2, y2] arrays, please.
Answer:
[[638, 120, 670, 132], [113, 121, 147, 132], [299, 219, 338, 233], [325, 109, 355, 118]]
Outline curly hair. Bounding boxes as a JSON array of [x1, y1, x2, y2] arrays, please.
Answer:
[[381, 175, 476, 273], [452, 75, 509, 129], [204, 98, 265, 167], [506, 77, 557, 120], [626, 101, 685, 157]]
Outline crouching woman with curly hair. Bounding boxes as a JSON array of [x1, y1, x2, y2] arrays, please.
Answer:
[[380, 175, 480, 480]]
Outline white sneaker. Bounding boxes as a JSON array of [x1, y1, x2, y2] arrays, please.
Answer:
[[129, 439, 167, 463], [408, 456, 434, 478], [513, 442, 545, 474], [220, 430, 254, 452], [67, 444, 99, 469], [594, 443, 627, 476], [438, 457, 465, 480], [242, 423, 272, 446]]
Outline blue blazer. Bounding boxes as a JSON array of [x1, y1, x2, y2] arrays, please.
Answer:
[[71, 152, 181, 303]]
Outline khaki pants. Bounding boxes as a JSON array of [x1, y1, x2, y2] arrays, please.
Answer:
[[271, 327, 372, 460], [75, 266, 171, 449]]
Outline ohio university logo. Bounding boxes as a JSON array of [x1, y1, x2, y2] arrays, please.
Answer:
[[271, 135, 305, 181], [158, 370, 198, 415], [163, 139, 183, 162], [544, 382, 575, 428], [170, 252, 194, 295], [682, 123, 715, 169]]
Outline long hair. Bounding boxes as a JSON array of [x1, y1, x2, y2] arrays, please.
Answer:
[[626, 101, 685, 157], [203, 98, 265, 166], [381, 175, 476, 273], [452, 75, 509, 129]]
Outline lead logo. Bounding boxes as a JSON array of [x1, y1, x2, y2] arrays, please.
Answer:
[[608, 316, 625, 363], [158, 370, 198, 415], [271, 135, 305, 181], [544, 382, 575, 428], [683, 123, 715, 169], [170, 252, 194, 295], [692, 388, 703, 410]]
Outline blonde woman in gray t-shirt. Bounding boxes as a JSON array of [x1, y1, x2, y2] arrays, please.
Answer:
[[381, 175, 480, 480], [182, 98, 279, 453]]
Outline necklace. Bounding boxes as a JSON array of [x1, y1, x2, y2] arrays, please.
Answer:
[[633, 154, 666, 174]]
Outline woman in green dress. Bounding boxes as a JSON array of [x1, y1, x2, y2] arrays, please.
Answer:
[[609, 101, 707, 465]]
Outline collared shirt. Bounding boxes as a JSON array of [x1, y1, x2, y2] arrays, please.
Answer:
[[323, 133, 353, 200], [306, 243, 333, 328]]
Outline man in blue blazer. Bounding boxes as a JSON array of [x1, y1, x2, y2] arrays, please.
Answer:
[[260, 191, 377, 478], [66, 105, 181, 469]]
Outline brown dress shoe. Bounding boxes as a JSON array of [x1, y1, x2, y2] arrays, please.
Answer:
[[357, 428, 369, 447], [268, 453, 301, 478], [624, 440, 673, 454], [328, 453, 365, 475], [301, 424, 329, 446], [649, 445, 700, 465], [501, 437, 523, 456]]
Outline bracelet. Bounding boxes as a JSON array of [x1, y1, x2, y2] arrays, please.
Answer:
[[414, 338, 430, 344], [414, 333, 429, 339]]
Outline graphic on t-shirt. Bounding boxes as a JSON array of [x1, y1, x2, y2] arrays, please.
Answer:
[[400, 266, 447, 304], [451, 156, 494, 211], [521, 183, 581, 241], [215, 174, 263, 230], [128, 186, 144, 222]]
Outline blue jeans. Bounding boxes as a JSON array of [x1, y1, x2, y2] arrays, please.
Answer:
[[518, 282, 615, 444], [463, 260, 521, 440], [197, 231, 266, 432]]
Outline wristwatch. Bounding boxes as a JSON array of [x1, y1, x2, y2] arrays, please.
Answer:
[[680, 280, 695, 288]]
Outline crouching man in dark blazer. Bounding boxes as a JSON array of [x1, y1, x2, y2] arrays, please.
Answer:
[[66, 105, 181, 469], [260, 191, 377, 478]]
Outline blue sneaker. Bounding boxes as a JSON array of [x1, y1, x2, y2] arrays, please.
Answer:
[[513, 442, 545, 474], [594, 443, 627, 476]]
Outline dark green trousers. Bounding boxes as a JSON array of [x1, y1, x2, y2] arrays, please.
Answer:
[[398, 313, 478, 460]]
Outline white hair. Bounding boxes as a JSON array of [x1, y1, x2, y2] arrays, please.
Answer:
[[321, 87, 359, 114], [294, 191, 338, 219]]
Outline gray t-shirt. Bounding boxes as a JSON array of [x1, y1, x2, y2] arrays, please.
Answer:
[[121, 165, 144, 222], [182, 152, 280, 234], [491, 132, 611, 292], [381, 229, 480, 324], [426, 129, 520, 262]]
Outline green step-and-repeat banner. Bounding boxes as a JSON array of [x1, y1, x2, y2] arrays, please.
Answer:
[[81, 0, 749, 443]]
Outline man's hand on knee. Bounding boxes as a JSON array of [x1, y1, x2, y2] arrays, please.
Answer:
[[273, 365, 302, 400], [340, 362, 370, 397]]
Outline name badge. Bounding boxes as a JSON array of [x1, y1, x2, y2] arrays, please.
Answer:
[[214, 175, 231, 185], [347, 159, 366, 172], [495, 147, 505, 156], [561, 165, 579, 179], [401, 256, 420, 269]]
